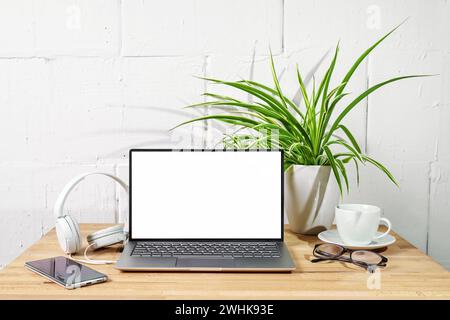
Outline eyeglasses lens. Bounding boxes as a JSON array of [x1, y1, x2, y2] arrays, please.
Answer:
[[351, 250, 382, 265], [316, 244, 344, 257]]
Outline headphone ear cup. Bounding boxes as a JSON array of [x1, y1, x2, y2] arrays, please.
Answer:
[[87, 225, 127, 250], [56, 216, 81, 254], [66, 215, 82, 253]]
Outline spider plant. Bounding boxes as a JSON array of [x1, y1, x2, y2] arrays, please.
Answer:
[[172, 24, 427, 195]]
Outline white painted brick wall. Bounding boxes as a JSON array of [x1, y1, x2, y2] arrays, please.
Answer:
[[35, 0, 120, 57], [346, 162, 431, 252], [0, 58, 52, 162], [0, 1, 35, 57], [122, 0, 282, 56], [0, 164, 117, 268], [429, 162, 450, 269], [0, 0, 449, 270]]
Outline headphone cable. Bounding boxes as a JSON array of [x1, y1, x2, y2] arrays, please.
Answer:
[[69, 243, 117, 265]]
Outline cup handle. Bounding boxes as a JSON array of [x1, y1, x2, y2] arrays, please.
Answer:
[[373, 217, 392, 239]]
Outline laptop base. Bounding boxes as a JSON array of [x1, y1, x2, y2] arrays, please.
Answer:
[[116, 241, 295, 272]]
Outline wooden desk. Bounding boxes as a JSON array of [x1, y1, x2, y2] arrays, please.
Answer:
[[0, 224, 449, 299]]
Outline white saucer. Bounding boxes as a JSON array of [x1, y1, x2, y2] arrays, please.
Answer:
[[317, 229, 396, 250]]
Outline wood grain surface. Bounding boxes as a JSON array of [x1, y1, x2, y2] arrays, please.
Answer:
[[0, 224, 449, 299]]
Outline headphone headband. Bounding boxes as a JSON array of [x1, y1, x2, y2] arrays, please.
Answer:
[[53, 172, 129, 220]]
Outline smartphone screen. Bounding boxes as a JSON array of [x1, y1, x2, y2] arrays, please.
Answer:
[[25, 256, 107, 288]]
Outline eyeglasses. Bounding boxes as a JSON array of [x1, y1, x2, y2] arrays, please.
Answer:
[[312, 243, 388, 273]]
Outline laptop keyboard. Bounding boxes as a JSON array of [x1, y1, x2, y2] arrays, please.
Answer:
[[132, 241, 281, 258]]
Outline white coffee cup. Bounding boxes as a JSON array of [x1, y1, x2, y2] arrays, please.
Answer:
[[335, 204, 392, 246]]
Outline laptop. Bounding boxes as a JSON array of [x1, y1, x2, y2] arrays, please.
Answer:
[[116, 149, 295, 272]]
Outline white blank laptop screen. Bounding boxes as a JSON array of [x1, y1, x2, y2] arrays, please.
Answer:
[[131, 151, 282, 239]]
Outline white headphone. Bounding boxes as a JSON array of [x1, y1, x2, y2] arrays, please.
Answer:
[[54, 172, 129, 264]]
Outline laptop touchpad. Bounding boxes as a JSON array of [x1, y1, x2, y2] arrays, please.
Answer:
[[176, 258, 235, 268]]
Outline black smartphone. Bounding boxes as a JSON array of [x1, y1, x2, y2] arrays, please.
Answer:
[[25, 256, 108, 289]]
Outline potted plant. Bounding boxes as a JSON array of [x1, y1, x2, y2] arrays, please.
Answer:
[[173, 24, 425, 235]]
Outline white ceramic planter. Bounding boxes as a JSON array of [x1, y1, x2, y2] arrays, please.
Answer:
[[285, 165, 339, 235]]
